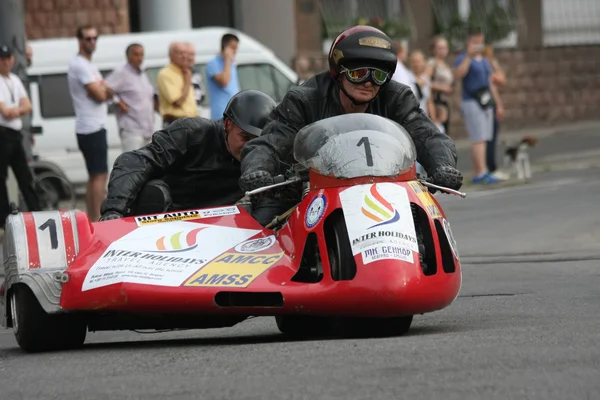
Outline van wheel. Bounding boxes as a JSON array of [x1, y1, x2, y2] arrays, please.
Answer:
[[10, 285, 87, 352]]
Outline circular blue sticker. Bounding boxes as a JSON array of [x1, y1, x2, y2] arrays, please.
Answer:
[[305, 194, 327, 229]]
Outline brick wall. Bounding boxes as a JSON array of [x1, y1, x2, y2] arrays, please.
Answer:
[[292, 44, 600, 138], [446, 45, 600, 137], [24, 0, 130, 40]]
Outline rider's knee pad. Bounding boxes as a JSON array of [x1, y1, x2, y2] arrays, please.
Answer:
[[130, 179, 172, 216]]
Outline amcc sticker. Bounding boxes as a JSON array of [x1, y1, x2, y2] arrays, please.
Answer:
[[183, 252, 284, 288]]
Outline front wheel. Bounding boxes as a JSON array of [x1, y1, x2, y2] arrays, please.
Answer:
[[275, 315, 333, 337], [11, 285, 87, 352], [324, 210, 356, 281], [333, 315, 414, 338]]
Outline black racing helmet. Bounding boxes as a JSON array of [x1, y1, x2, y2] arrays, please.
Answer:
[[223, 90, 277, 136], [328, 25, 398, 81]]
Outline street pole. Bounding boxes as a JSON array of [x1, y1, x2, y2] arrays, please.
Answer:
[[0, 0, 28, 207]]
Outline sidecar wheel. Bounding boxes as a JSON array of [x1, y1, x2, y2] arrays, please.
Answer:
[[10, 285, 87, 352], [334, 315, 413, 338], [324, 210, 356, 281], [275, 315, 333, 337]]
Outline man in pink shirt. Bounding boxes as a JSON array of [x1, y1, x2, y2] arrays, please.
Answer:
[[105, 43, 155, 152]]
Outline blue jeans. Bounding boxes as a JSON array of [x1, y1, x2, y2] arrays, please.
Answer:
[[486, 106, 499, 173]]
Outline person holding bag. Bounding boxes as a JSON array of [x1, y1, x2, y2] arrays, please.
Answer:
[[454, 27, 504, 185]]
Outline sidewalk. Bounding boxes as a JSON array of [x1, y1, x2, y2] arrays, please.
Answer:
[[454, 120, 600, 189]]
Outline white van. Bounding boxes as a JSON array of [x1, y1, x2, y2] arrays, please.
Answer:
[[27, 27, 300, 188]]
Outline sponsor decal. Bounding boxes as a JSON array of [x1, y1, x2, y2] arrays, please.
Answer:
[[442, 218, 459, 260], [147, 227, 208, 253], [305, 193, 327, 229], [183, 251, 284, 288], [408, 182, 443, 219], [234, 235, 276, 253], [363, 244, 413, 264], [134, 206, 240, 226], [339, 183, 419, 265], [361, 184, 400, 229], [81, 221, 260, 291]]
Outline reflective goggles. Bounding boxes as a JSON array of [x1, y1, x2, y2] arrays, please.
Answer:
[[340, 66, 390, 86]]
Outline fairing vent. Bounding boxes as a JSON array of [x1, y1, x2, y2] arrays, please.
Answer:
[[434, 220, 456, 273], [410, 203, 437, 276], [291, 232, 323, 283], [214, 292, 284, 308]]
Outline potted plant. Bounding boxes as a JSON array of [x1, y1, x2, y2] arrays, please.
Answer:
[[435, 0, 516, 50], [355, 16, 412, 41]]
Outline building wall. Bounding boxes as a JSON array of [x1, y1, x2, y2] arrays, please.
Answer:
[[24, 0, 130, 40], [447, 45, 600, 135], [236, 0, 296, 66], [292, 0, 600, 137]]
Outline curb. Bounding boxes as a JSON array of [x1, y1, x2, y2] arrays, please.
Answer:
[[461, 157, 600, 191], [452, 120, 600, 151]]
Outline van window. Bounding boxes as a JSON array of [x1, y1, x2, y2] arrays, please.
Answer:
[[36, 70, 116, 119], [37, 74, 74, 119], [237, 64, 294, 101], [145, 62, 294, 109]]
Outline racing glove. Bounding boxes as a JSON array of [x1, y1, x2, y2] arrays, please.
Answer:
[[430, 165, 463, 192], [239, 170, 274, 193], [99, 211, 123, 221]]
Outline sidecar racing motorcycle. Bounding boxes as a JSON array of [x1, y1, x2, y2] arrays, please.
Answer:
[[1, 114, 465, 352]]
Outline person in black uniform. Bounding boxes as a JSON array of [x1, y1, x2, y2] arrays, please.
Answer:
[[238, 26, 464, 226], [99, 90, 277, 221]]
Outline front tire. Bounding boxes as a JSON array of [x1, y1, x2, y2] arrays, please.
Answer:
[[324, 210, 356, 281], [11, 285, 87, 352], [333, 315, 414, 338], [275, 315, 333, 337]]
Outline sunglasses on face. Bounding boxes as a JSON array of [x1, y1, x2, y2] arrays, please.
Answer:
[[82, 36, 98, 42], [341, 66, 390, 86]]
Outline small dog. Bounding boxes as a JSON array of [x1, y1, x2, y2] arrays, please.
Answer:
[[503, 136, 538, 181]]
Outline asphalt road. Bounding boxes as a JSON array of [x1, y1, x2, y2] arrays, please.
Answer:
[[1, 168, 599, 400]]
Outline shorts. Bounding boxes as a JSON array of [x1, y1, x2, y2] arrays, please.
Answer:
[[77, 128, 108, 175], [120, 131, 151, 152], [461, 99, 494, 143]]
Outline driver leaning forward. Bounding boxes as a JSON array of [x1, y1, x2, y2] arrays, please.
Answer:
[[239, 26, 464, 226], [99, 90, 277, 221]]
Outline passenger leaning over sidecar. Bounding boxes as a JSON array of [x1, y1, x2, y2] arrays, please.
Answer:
[[99, 90, 277, 221], [238, 26, 464, 227]]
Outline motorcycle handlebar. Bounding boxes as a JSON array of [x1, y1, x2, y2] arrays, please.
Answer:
[[245, 173, 466, 199]]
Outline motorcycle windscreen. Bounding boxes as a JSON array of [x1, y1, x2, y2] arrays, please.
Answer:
[[293, 114, 417, 179]]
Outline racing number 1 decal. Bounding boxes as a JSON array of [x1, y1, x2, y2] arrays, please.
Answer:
[[357, 137, 374, 167], [38, 218, 59, 249], [23, 211, 76, 269]]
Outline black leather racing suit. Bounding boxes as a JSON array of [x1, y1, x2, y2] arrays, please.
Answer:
[[240, 72, 459, 225], [101, 118, 243, 216]]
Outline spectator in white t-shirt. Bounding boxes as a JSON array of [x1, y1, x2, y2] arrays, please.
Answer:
[[0, 44, 41, 229], [67, 25, 114, 222], [391, 40, 412, 88], [408, 50, 431, 115]]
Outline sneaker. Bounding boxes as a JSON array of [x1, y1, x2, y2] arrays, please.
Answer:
[[490, 170, 510, 180], [471, 172, 502, 185]]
